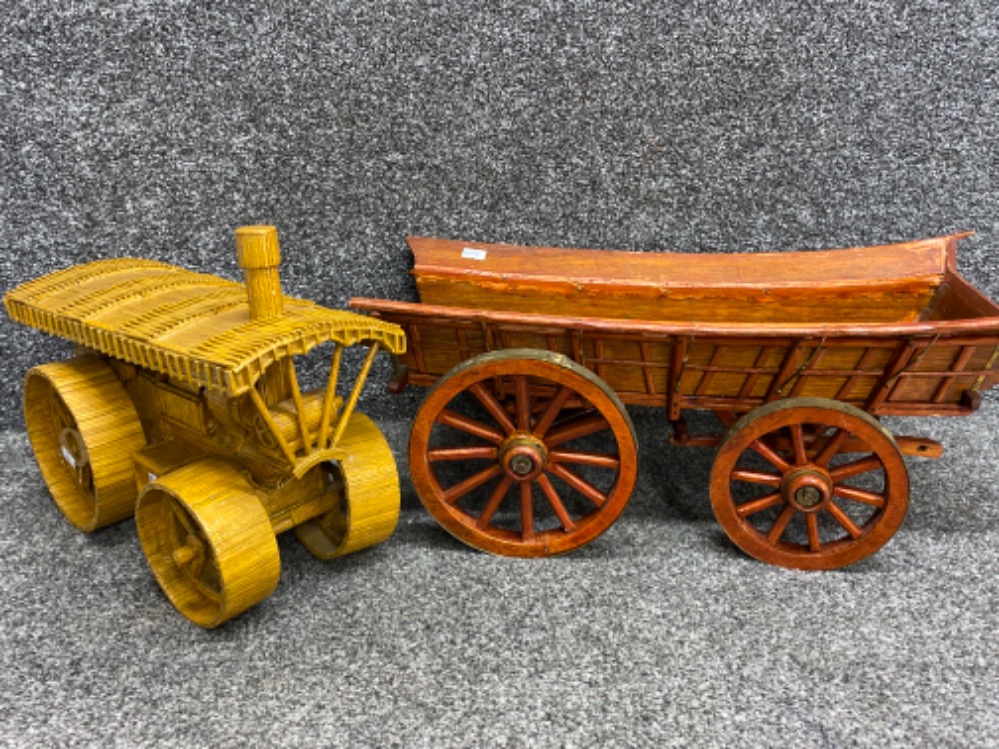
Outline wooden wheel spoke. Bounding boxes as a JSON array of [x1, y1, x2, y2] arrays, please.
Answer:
[[549, 449, 620, 469], [829, 456, 883, 482], [833, 484, 886, 508], [520, 482, 535, 541], [532, 386, 574, 438], [476, 476, 513, 529], [806, 513, 821, 552], [750, 438, 791, 473], [813, 428, 849, 467], [514, 376, 531, 431], [437, 409, 504, 445], [730, 469, 782, 487], [790, 424, 808, 466], [766, 504, 796, 544], [547, 463, 607, 507], [825, 501, 864, 539], [469, 382, 516, 435], [195, 556, 223, 598], [442, 464, 503, 505], [170, 502, 198, 538], [536, 474, 577, 532], [545, 413, 610, 448], [428, 446, 499, 462], [736, 492, 783, 519]]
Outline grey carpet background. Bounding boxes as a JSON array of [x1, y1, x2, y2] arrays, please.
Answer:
[[2, 2, 998, 747]]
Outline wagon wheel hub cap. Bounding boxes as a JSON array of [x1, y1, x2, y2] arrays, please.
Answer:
[[499, 434, 548, 482], [782, 467, 832, 512]]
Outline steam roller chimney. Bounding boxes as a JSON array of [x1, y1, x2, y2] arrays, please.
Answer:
[[235, 225, 284, 320]]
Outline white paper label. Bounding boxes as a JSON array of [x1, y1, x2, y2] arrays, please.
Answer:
[[461, 248, 487, 260]]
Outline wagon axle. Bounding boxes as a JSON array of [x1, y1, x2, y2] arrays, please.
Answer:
[[499, 435, 548, 481], [783, 467, 832, 511]]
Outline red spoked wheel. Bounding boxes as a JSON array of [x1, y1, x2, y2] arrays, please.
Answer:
[[409, 349, 638, 556], [710, 397, 909, 570]]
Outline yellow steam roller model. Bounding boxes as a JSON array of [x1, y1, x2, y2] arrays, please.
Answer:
[[4, 226, 405, 627]]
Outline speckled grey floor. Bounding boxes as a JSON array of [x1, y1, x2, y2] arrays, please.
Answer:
[[3, 2, 999, 747], [1, 404, 997, 747]]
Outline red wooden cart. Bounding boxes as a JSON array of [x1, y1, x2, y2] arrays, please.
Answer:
[[352, 232, 999, 569]]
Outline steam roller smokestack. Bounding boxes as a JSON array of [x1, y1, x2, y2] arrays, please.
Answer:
[[235, 225, 284, 321]]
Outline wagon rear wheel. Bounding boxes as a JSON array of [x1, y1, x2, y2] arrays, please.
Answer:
[[136, 459, 280, 628], [295, 412, 400, 559], [23, 356, 146, 531], [710, 397, 909, 570], [410, 349, 638, 556]]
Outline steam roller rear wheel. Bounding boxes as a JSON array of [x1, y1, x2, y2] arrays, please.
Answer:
[[23, 355, 146, 531], [135, 459, 280, 628], [295, 412, 400, 559]]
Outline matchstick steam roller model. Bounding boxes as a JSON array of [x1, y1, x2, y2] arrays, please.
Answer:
[[5, 226, 405, 627]]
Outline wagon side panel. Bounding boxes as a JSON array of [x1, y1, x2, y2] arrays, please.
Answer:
[[873, 338, 999, 414]]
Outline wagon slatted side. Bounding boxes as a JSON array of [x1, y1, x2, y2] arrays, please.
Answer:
[[352, 298, 999, 420]]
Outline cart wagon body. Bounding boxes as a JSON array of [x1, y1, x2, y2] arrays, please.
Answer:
[[352, 232, 999, 568], [6, 226, 405, 627]]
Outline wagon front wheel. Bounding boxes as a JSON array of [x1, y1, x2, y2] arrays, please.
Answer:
[[710, 397, 909, 570], [410, 349, 638, 556]]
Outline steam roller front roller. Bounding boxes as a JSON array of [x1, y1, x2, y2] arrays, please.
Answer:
[[135, 459, 281, 628], [294, 411, 400, 559], [23, 355, 147, 532]]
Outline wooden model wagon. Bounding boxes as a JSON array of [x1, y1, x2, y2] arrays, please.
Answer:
[[5, 226, 405, 627], [352, 232, 999, 569]]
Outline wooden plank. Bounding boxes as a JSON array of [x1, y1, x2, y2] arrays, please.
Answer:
[[695, 345, 728, 396], [408, 235, 955, 324], [639, 342, 657, 397], [667, 337, 689, 420], [738, 345, 777, 399], [932, 345, 976, 403], [765, 341, 807, 401], [593, 338, 606, 380], [407, 322, 427, 374], [866, 340, 918, 411], [836, 346, 883, 401]]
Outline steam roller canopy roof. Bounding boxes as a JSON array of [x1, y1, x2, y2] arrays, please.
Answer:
[[4, 258, 406, 396]]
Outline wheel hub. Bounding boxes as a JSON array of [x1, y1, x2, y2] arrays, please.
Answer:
[[58, 427, 88, 470], [499, 434, 548, 482], [782, 467, 832, 512]]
